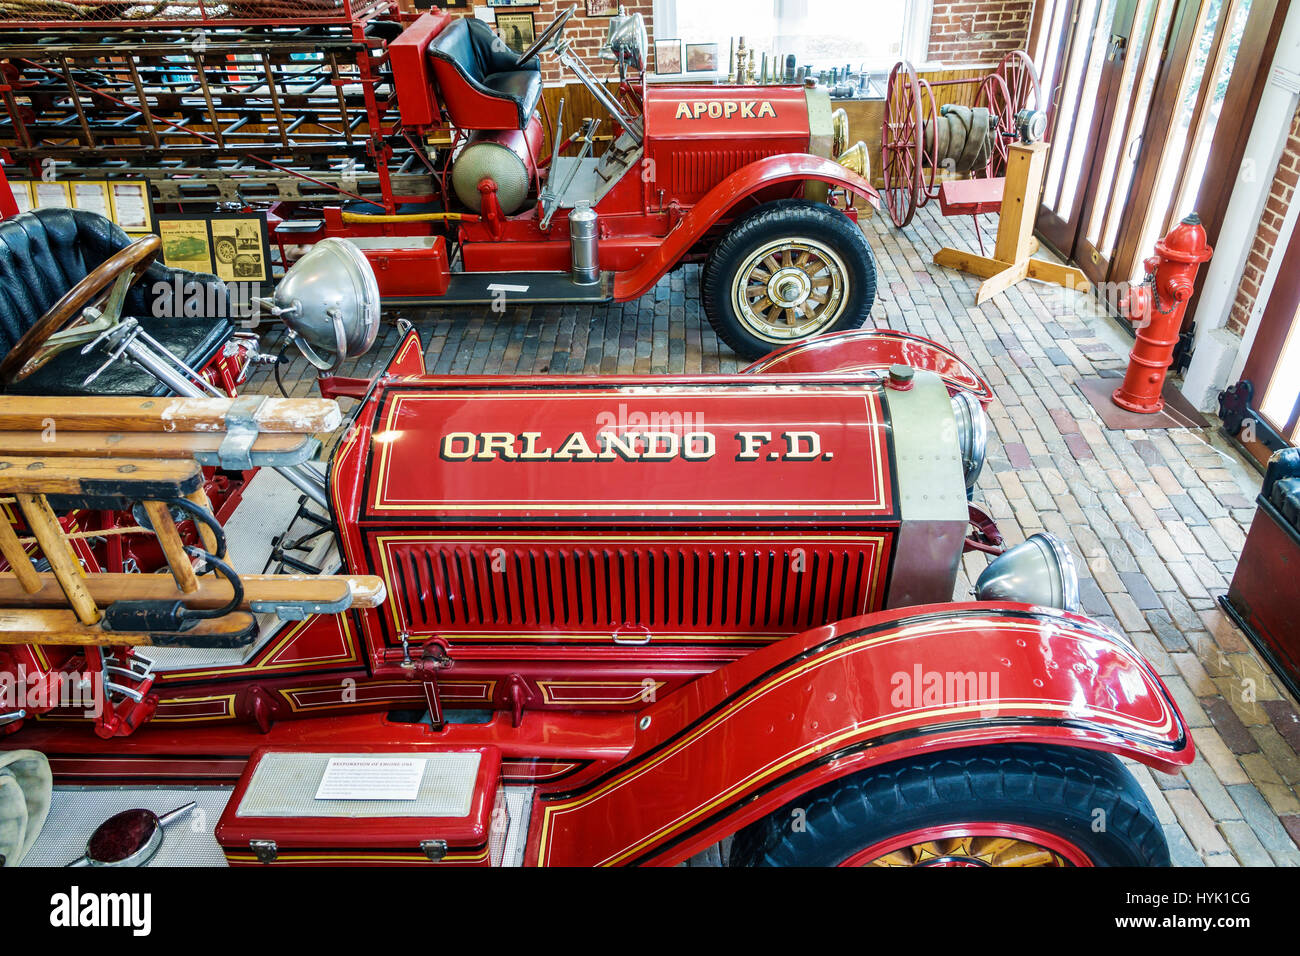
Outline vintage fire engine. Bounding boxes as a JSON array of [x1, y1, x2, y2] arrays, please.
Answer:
[[0, 217, 1193, 867], [0, 3, 881, 359]]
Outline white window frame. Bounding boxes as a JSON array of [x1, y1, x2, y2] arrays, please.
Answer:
[[650, 0, 932, 82]]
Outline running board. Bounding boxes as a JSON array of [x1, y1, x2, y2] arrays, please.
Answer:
[[387, 271, 613, 306]]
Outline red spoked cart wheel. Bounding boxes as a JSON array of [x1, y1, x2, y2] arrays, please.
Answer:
[[880, 60, 924, 227], [998, 48, 1043, 115], [917, 77, 941, 205], [975, 72, 1014, 177]]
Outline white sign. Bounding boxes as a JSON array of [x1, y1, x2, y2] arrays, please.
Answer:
[[314, 757, 426, 801]]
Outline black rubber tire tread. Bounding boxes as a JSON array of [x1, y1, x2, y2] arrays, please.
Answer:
[[701, 199, 877, 361], [728, 743, 1170, 867]]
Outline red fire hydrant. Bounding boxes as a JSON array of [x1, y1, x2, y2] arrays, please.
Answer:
[[1112, 213, 1213, 414]]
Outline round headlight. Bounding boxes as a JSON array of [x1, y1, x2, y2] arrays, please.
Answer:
[[975, 532, 1082, 613], [273, 238, 381, 372], [950, 390, 988, 493]]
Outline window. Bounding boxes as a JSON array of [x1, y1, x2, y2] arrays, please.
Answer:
[[653, 0, 931, 76]]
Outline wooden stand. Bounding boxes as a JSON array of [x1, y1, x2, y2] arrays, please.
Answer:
[[933, 140, 1089, 305]]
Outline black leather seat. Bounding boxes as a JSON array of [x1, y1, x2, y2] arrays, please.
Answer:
[[0, 208, 233, 397], [426, 16, 542, 130], [1266, 448, 1300, 534]]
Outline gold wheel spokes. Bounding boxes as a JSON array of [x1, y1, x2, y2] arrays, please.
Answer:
[[733, 237, 850, 344], [863, 835, 1072, 867]]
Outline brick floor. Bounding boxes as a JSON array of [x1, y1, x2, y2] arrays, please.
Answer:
[[248, 200, 1300, 866]]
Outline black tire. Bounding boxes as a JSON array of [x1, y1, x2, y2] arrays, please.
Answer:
[[701, 199, 876, 361], [729, 744, 1170, 867]]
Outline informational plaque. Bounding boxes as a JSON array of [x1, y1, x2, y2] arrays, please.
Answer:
[[314, 757, 427, 801], [71, 181, 112, 219], [109, 181, 152, 232], [158, 217, 214, 272], [8, 180, 32, 215], [32, 181, 71, 209]]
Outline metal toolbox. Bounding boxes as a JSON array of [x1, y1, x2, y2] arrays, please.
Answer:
[[215, 745, 506, 866]]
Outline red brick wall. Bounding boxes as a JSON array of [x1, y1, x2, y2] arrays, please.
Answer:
[[1226, 103, 1300, 336], [928, 0, 1034, 64]]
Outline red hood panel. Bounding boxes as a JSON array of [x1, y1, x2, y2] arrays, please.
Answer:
[[644, 84, 811, 140], [361, 382, 895, 524]]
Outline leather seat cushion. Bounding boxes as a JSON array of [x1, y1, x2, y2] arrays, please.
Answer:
[[0, 208, 231, 396], [483, 70, 542, 118], [1271, 477, 1300, 534], [8, 315, 235, 397], [426, 16, 540, 128]]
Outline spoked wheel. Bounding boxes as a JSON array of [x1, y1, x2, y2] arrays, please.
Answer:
[[729, 744, 1171, 867], [917, 77, 941, 204], [844, 826, 1087, 867], [701, 199, 877, 360], [880, 60, 924, 227], [998, 49, 1043, 115], [975, 73, 1014, 177]]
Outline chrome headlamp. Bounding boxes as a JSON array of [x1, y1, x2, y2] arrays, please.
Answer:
[[267, 238, 381, 373], [975, 533, 1082, 613], [950, 390, 988, 493]]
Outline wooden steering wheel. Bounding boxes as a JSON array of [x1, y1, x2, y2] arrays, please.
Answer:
[[0, 234, 161, 387], [515, 3, 574, 66]]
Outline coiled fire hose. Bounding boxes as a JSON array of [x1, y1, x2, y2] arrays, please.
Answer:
[[923, 105, 998, 174]]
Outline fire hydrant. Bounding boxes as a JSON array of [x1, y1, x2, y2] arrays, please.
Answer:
[[1112, 213, 1213, 413]]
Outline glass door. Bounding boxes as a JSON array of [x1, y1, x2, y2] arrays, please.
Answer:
[[1037, 0, 1262, 289], [1113, 0, 1257, 283], [1036, 0, 1128, 268]]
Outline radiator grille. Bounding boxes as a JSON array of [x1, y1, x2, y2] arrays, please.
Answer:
[[667, 149, 784, 202], [383, 540, 884, 636]]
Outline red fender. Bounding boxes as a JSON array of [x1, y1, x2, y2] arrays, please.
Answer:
[[744, 328, 994, 405], [527, 602, 1192, 867], [612, 153, 882, 302]]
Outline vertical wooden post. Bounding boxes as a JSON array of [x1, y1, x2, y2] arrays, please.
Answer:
[[992, 141, 1049, 266]]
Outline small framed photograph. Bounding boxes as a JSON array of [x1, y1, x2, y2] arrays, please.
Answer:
[[584, 0, 619, 15], [685, 42, 720, 73], [495, 11, 536, 54], [654, 39, 682, 75]]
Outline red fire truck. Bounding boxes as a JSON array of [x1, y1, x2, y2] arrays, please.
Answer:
[[0, 3, 880, 359]]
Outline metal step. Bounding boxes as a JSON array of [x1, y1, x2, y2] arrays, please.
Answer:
[[388, 271, 612, 307]]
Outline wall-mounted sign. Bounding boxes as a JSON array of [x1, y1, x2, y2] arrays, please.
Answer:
[[155, 213, 271, 291], [2, 177, 154, 234], [155, 212, 272, 288]]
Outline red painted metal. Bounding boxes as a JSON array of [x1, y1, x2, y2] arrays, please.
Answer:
[[839, 823, 1093, 867], [612, 153, 879, 301], [0, 324, 1195, 866], [741, 328, 994, 404], [937, 177, 1005, 217], [526, 602, 1192, 867], [1113, 214, 1213, 413], [215, 744, 505, 866], [389, 10, 452, 129], [0, 162, 17, 219]]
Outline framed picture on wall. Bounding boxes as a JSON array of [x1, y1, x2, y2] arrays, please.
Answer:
[[584, 0, 619, 15], [495, 11, 536, 54], [685, 42, 720, 73], [654, 39, 682, 75]]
